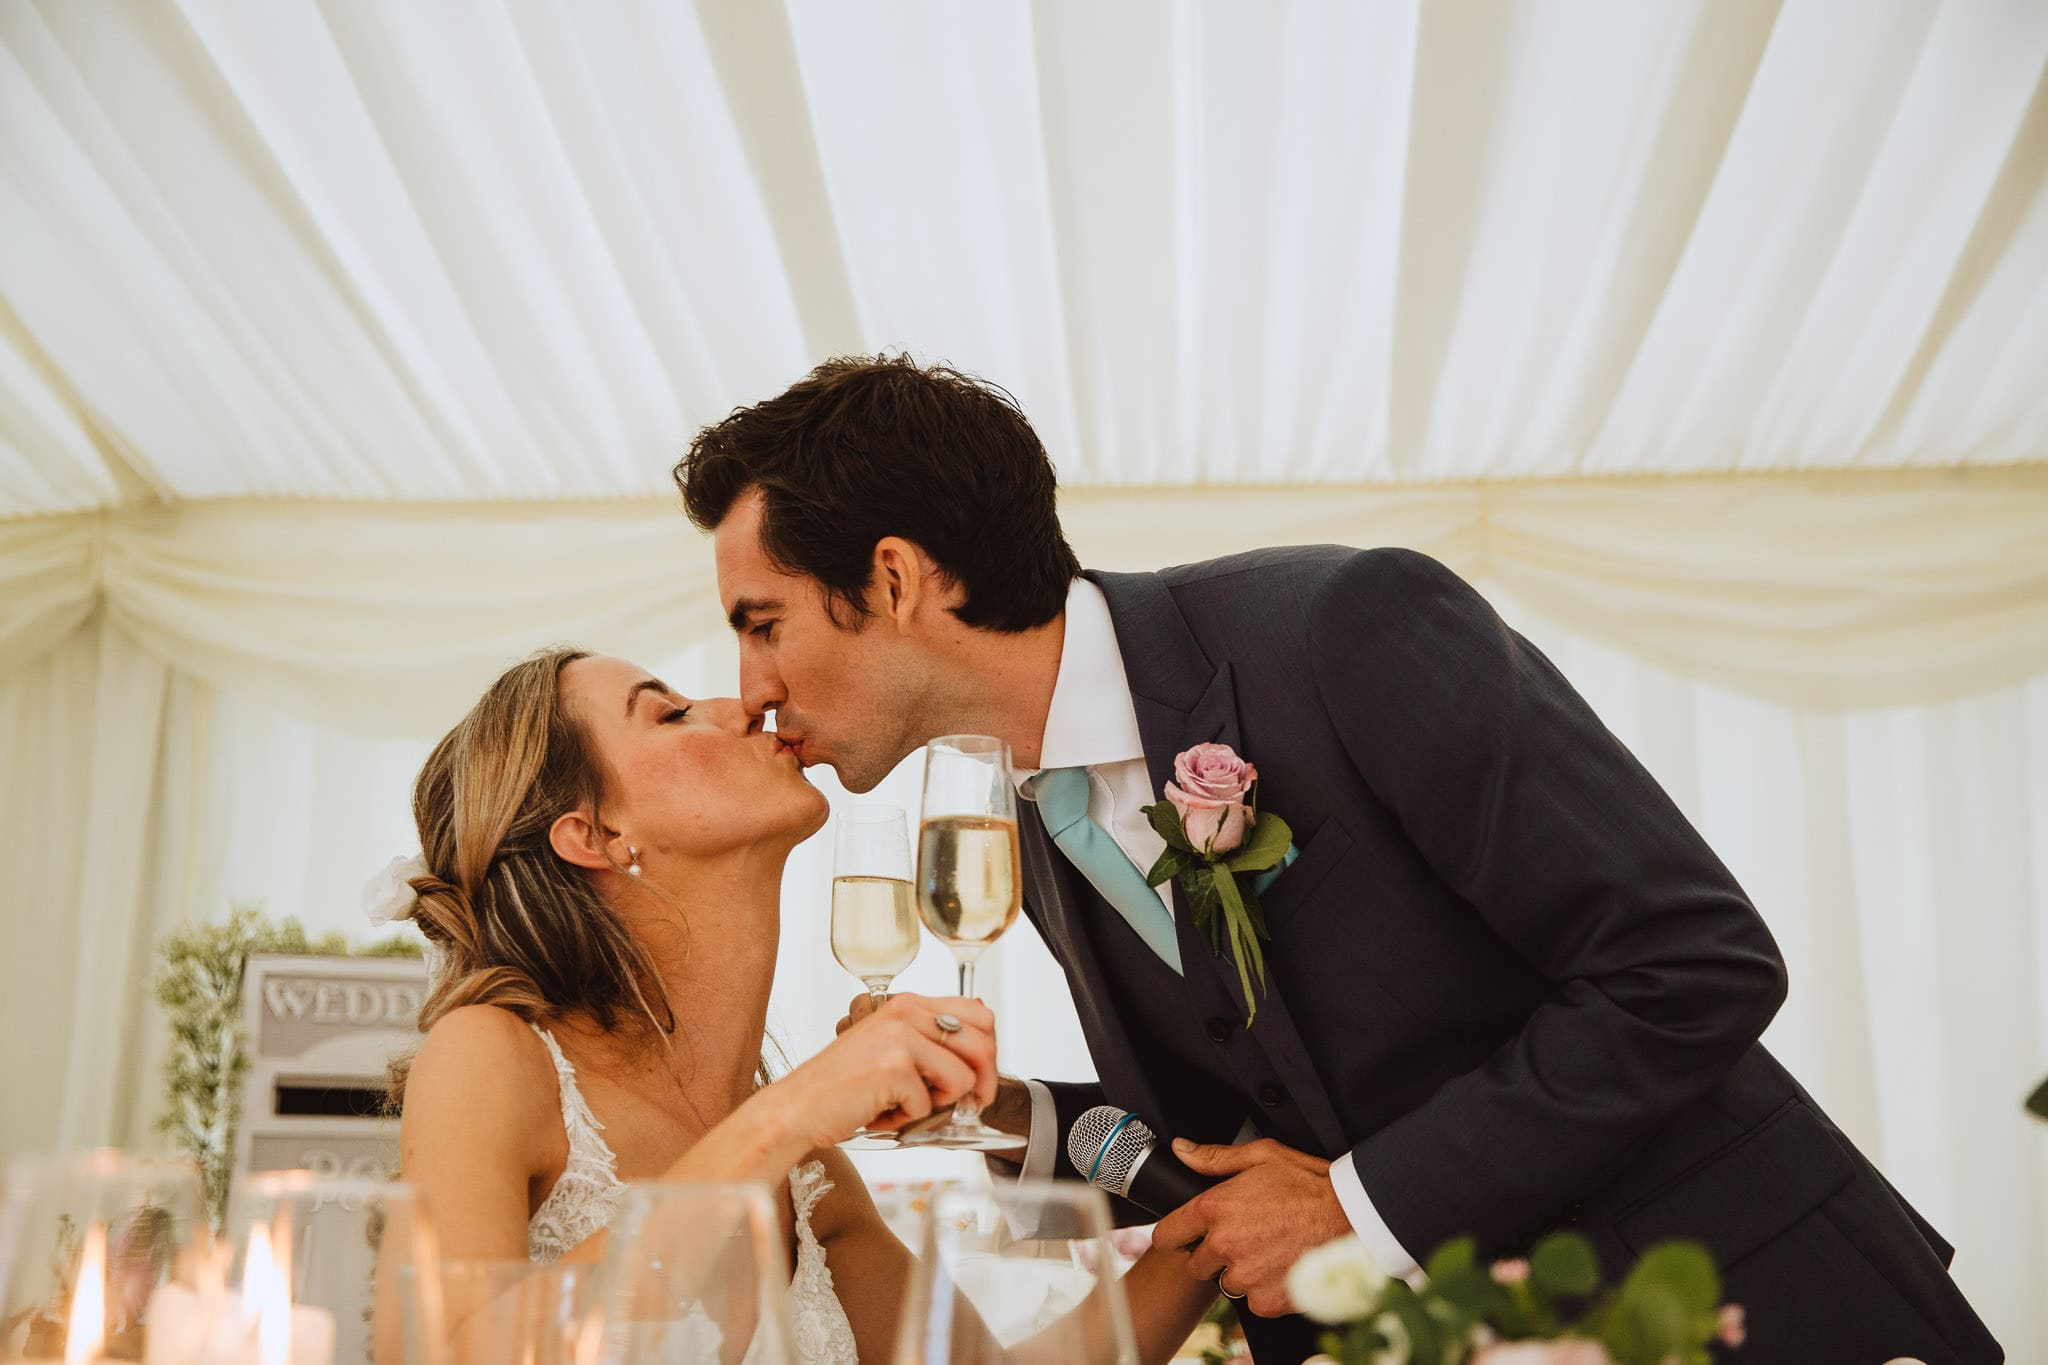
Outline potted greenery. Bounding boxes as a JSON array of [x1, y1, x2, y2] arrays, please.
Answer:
[[152, 903, 420, 1227]]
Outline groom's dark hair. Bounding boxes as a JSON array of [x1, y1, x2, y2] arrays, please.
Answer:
[[674, 354, 1080, 632]]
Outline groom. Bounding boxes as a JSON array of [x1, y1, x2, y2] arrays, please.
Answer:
[[677, 357, 1999, 1363]]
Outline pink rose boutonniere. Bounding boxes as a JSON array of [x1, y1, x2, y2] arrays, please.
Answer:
[[1140, 742, 1294, 1024]]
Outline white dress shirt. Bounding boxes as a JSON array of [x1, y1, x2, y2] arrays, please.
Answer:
[[1007, 577, 1419, 1279]]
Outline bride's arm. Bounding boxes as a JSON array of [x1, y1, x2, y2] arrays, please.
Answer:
[[402, 995, 1001, 1264], [398, 1005, 563, 1260], [808, 1149, 1006, 1363]]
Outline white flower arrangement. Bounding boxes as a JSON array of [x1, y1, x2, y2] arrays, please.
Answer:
[[1285, 1236, 1388, 1323]]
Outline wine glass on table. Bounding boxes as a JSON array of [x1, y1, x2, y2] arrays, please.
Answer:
[[889, 1181, 1139, 1364], [830, 802, 923, 1149], [902, 734, 1021, 1150]]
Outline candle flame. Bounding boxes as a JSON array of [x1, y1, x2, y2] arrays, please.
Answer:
[[243, 1222, 294, 1365], [64, 1222, 106, 1365]]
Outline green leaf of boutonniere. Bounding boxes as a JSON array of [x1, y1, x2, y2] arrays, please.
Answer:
[[1223, 812, 1293, 873], [1142, 844, 1200, 889], [1142, 800, 1199, 855], [1185, 868, 1225, 953], [1209, 864, 1271, 1020]]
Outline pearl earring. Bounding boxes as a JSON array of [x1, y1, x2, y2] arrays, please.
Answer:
[[626, 845, 642, 877]]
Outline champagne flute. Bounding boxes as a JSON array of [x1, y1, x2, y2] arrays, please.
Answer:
[[903, 734, 1021, 1150], [831, 802, 923, 1149]]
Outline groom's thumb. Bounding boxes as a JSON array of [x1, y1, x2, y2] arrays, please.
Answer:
[[1173, 1137, 1258, 1176]]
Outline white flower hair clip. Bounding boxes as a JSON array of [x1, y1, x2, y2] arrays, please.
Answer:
[[362, 852, 430, 927]]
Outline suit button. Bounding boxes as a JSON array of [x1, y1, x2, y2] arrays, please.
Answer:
[[1258, 1084, 1285, 1108], [1205, 1018, 1232, 1043]]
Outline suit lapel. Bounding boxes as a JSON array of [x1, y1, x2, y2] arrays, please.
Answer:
[[1015, 797, 1166, 1125], [1088, 568, 1350, 1155]]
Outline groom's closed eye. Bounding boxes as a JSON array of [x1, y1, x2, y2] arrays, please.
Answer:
[[727, 596, 783, 636]]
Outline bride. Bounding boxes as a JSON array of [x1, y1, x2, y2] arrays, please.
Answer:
[[387, 649, 1215, 1362]]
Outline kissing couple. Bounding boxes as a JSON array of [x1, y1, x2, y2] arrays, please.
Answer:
[[387, 357, 1998, 1364]]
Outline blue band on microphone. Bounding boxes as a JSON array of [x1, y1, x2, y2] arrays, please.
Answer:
[[1088, 1112, 1139, 1186]]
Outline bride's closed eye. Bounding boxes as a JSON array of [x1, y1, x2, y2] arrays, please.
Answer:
[[660, 704, 692, 724]]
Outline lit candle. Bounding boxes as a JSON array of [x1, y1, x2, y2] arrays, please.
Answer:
[[64, 1222, 107, 1365], [242, 1222, 336, 1365], [19, 1221, 112, 1364], [138, 1225, 335, 1365]]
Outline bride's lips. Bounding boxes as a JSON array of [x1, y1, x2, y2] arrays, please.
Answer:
[[772, 735, 805, 763]]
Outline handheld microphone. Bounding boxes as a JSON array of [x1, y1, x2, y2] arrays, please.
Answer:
[[1066, 1106, 1219, 1217]]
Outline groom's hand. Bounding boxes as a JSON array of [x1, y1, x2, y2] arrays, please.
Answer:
[[1151, 1137, 1352, 1318]]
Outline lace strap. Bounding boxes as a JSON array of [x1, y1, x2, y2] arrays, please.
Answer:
[[529, 1025, 620, 1184], [788, 1160, 833, 1246]]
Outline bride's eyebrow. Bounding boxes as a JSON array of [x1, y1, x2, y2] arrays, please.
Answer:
[[625, 678, 676, 717]]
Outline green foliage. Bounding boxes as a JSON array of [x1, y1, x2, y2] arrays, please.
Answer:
[[1598, 1243, 1721, 1365], [1316, 1230, 1734, 1365], [1530, 1230, 1602, 1298], [1426, 1235, 1477, 1282], [151, 902, 422, 1229]]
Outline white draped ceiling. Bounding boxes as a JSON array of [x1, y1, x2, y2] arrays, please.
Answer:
[[4, 0, 2048, 511], [2, 0, 2046, 1353]]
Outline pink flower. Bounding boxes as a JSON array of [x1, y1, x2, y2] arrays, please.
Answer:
[[1173, 743, 1256, 802], [1471, 1343, 1612, 1365], [1490, 1258, 1531, 1284], [1717, 1304, 1747, 1348], [1167, 743, 1257, 855], [1168, 788, 1251, 855]]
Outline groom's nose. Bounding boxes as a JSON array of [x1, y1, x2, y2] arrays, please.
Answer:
[[739, 655, 786, 723]]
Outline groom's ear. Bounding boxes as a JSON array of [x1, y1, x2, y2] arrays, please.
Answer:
[[873, 536, 946, 634], [548, 810, 615, 872]]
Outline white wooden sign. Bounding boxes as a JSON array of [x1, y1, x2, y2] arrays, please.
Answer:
[[233, 954, 428, 1183]]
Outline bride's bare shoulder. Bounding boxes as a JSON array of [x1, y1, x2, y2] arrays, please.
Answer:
[[421, 1002, 547, 1050], [399, 1007, 567, 1212], [405, 1006, 558, 1129]]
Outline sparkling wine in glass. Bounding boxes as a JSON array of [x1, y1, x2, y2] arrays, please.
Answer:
[[831, 803, 922, 1149], [905, 734, 1021, 1150]]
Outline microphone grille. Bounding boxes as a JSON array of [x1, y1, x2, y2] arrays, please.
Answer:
[[1067, 1106, 1157, 1196]]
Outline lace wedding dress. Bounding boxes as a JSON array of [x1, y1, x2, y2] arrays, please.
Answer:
[[525, 1025, 859, 1364]]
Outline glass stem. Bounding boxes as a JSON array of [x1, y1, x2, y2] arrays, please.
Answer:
[[865, 981, 891, 1009], [951, 957, 982, 1126]]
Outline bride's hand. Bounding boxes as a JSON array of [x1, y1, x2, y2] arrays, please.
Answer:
[[778, 993, 998, 1149]]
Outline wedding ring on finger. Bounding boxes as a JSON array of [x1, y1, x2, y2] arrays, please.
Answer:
[[934, 1013, 964, 1034], [1220, 1281, 1245, 1301]]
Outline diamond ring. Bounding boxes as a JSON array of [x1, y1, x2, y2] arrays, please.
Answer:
[[934, 1013, 963, 1034]]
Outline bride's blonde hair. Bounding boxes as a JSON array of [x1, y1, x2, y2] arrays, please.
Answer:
[[387, 647, 674, 1109]]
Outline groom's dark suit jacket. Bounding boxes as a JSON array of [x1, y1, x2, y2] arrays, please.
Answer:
[[1024, 547, 1998, 1364]]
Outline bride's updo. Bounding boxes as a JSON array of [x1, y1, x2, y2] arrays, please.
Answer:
[[388, 647, 673, 1109]]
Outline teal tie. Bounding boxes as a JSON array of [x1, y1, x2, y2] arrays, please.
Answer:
[[1032, 766, 1183, 974]]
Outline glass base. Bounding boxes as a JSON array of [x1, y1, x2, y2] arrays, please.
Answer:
[[897, 1119, 1020, 1151], [838, 1128, 901, 1150]]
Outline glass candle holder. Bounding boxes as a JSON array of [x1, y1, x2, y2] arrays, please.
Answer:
[[0, 1149, 211, 1364]]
